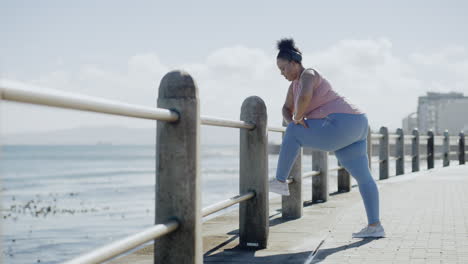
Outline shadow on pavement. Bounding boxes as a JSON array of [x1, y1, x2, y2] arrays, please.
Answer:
[[312, 238, 380, 262], [205, 248, 313, 263], [204, 211, 306, 262]]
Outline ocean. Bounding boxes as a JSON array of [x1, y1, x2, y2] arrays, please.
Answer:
[[1, 145, 442, 264]]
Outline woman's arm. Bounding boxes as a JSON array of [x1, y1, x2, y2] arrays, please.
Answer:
[[294, 70, 319, 120], [282, 83, 294, 124]]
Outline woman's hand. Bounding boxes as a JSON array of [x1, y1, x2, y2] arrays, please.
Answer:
[[293, 114, 309, 128], [294, 119, 309, 128]]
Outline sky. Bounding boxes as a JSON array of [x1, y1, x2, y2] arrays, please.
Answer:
[[1, 0, 467, 143]]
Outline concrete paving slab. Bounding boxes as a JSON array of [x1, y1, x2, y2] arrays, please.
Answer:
[[109, 164, 468, 263]]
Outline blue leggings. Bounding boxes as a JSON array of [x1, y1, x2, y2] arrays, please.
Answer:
[[276, 113, 379, 225]]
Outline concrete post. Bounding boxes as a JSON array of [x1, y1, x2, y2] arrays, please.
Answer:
[[337, 125, 370, 192], [281, 120, 303, 219], [239, 96, 269, 249], [367, 126, 372, 170], [337, 159, 351, 192], [412, 129, 420, 172], [396, 128, 405, 175], [379, 126, 389, 180], [427, 130, 434, 169], [443, 130, 450, 167], [155, 70, 202, 264], [312, 151, 328, 202], [459, 132, 465, 165]]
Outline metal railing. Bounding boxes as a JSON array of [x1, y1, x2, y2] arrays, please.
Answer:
[[1, 74, 286, 263], [1, 76, 264, 263], [202, 192, 255, 217], [201, 115, 254, 129], [64, 221, 179, 264], [1, 72, 467, 264], [0, 80, 179, 122]]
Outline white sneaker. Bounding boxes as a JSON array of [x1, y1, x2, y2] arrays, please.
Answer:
[[269, 178, 290, 196], [352, 223, 386, 238]]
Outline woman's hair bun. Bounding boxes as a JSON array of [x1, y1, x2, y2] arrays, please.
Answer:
[[277, 38, 300, 53]]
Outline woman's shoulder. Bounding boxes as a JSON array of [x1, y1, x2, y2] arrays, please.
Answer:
[[300, 68, 322, 88], [301, 68, 322, 80]]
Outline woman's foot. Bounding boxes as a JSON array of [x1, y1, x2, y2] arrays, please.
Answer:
[[352, 222, 385, 238], [268, 178, 290, 196]]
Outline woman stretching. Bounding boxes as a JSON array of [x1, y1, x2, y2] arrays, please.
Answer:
[[269, 38, 385, 238]]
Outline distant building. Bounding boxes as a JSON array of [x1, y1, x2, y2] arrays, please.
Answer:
[[437, 99, 468, 135], [403, 92, 468, 136], [402, 112, 417, 135]]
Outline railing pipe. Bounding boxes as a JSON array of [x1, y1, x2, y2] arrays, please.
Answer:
[[0, 80, 179, 122], [239, 96, 269, 249], [372, 134, 384, 139], [330, 166, 343, 172], [202, 192, 255, 217], [303, 171, 321, 178], [268, 126, 286, 133], [64, 221, 179, 264], [419, 135, 430, 140], [201, 115, 254, 129], [155, 70, 202, 264]]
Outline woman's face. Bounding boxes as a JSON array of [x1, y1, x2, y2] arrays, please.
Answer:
[[276, 58, 298, 81]]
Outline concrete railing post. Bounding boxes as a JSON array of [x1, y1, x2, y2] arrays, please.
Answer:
[[459, 132, 466, 165], [338, 126, 368, 192], [396, 128, 405, 175], [337, 160, 351, 192], [312, 151, 328, 202], [443, 130, 450, 167], [379, 126, 389, 180], [427, 130, 434, 169], [412, 129, 420, 172], [367, 126, 372, 170], [281, 121, 303, 219], [155, 70, 202, 264], [239, 96, 269, 249]]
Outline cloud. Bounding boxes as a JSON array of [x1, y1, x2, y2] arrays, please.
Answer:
[[2, 38, 468, 140], [178, 45, 284, 127], [409, 45, 468, 93], [301, 38, 426, 130]]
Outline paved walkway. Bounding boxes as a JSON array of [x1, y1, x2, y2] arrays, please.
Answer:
[[110, 164, 468, 264], [311, 165, 468, 264]]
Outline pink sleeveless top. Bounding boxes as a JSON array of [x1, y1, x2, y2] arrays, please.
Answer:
[[292, 68, 363, 119]]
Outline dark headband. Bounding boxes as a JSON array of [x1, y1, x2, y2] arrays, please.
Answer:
[[278, 49, 302, 63]]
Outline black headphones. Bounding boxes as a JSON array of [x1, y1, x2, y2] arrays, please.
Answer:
[[279, 49, 302, 63]]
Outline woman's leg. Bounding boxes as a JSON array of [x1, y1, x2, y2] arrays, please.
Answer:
[[334, 138, 380, 225], [275, 113, 380, 225], [275, 113, 365, 182]]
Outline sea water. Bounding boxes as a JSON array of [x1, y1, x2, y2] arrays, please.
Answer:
[[1, 145, 443, 263]]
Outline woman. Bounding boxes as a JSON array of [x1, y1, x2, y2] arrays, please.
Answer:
[[269, 38, 385, 238]]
